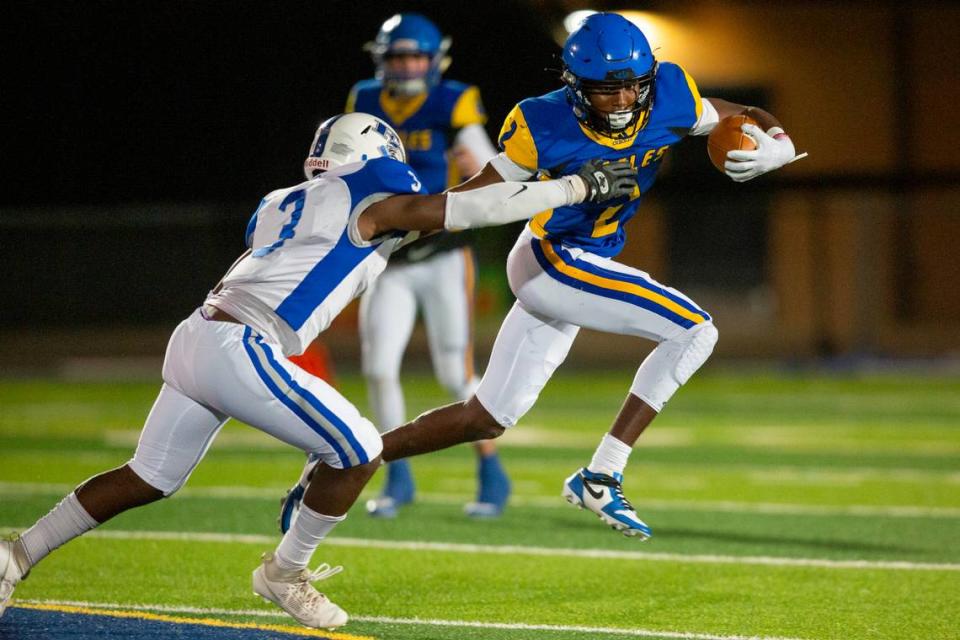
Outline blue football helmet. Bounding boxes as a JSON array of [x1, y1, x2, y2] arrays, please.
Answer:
[[561, 13, 658, 137], [367, 13, 451, 96]]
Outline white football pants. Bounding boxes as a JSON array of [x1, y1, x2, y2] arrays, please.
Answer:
[[476, 228, 717, 427], [128, 309, 382, 495], [359, 247, 477, 432]]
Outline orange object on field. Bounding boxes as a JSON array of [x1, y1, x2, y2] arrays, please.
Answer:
[[288, 340, 337, 386]]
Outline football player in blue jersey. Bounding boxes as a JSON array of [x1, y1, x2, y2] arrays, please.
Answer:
[[373, 13, 803, 539], [0, 113, 636, 627], [280, 13, 509, 526]]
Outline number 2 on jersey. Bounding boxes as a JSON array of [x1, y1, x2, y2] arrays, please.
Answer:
[[252, 189, 307, 258]]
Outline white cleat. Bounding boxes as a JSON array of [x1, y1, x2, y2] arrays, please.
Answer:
[[252, 553, 348, 629], [0, 537, 27, 619]]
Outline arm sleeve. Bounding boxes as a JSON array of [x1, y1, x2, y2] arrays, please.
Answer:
[[496, 104, 539, 172], [444, 177, 584, 231], [454, 123, 498, 165], [689, 97, 720, 136], [489, 152, 537, 181]]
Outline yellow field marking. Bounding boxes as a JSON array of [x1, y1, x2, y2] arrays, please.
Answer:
[[12, 601, 373, 640]]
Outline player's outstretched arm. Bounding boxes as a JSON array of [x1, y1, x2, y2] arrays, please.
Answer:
[[448, 162, 507, 193], [702, 97, 801, 182], [356, 159, 637, 241]]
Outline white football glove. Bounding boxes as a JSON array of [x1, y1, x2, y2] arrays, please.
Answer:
[[724, 124, 797, 182]]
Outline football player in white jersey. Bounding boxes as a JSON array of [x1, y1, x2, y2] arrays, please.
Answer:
[[0, 112, 639, 629], [281, 13, 509, 526]]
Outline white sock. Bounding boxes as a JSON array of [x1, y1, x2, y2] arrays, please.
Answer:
[[20, 492, 99, 569], [275, 504, 345, 571], [587, 434, 632, 477]]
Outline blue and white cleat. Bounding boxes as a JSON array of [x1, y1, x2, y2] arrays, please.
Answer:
[[464, 454, 511, 518], [366, 459, 415, 518], [562, 468, 652, 540], [279, 454, 320, 534], [279, 483, 305, 534]]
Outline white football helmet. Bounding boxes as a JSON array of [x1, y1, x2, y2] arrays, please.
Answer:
[[303, 113, 406, 179]]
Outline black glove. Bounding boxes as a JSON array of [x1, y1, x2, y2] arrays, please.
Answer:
[[575, 159, 638, 203]]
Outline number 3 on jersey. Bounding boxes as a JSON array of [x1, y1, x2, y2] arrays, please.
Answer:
[[407, 170, 422, 193], [252, 189, 307, 258]]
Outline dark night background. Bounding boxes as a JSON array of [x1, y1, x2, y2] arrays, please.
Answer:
[[2, 1, 958, 360], [1, 0, 561, 328], [2, 0, 557, 207]]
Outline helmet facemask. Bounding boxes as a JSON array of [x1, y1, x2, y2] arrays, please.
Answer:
[[365, 36, 452, 97], [381, 51, 432, 97], [563, 62, 657, 138]]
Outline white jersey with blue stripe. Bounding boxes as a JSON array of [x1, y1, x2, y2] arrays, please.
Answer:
[[204, 157, 424, 356]]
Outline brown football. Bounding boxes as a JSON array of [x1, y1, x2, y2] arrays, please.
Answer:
[[707, 114, 759, 173]]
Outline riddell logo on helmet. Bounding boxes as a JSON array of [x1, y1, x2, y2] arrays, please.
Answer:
[[305, 158, 331, 171], [390, 38, 420, 53]]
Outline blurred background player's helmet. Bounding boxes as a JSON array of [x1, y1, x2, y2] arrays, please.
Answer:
[[367, 13, 451, 96], [303, 113, 406, 178], [561, 12, 658, 137]]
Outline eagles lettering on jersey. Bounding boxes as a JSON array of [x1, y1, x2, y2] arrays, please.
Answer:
[[498, 62, 702, 258], [208, 157, 425, 357], [346, 79, 486, 195]]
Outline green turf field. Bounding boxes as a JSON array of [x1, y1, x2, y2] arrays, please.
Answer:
[[2, 371, 959, 639]]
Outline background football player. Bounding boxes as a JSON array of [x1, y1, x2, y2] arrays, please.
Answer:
[[372, 12, 802, 539], [281, 13, 509, 525], [0, 113, 637, 626]]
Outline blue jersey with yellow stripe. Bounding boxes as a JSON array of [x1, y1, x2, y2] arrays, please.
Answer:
[[346, 79, 487, 195], [498, 62, 702, 258]]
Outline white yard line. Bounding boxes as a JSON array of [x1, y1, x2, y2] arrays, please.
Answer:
[[14, 598, 812, 640], [3, 528, 953, 572], [2, 481, 959, 519], [409, 492, 960, 519], [7, 482, 960, 519]]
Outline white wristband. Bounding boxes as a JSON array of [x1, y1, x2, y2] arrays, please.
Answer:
[[559, 175, 588, 204]]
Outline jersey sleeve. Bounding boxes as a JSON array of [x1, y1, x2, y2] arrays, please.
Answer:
[[341, 158, 426, 248], [655, 63, 703, 134], [344, 84, 360, 113], [497, 104, 539, 172], [362, 157, 425, 196], [450, 85, 487, 129], [338, 158, 425, 210], [244, 207, 260, 248], [677, 65, 704, 124]]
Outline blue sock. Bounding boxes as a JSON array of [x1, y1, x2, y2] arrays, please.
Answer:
[[382, 459, 415, 504], [477, 454, 510, 506]]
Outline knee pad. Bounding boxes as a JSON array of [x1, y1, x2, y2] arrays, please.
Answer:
[[674, 322, 719, 385], [631, 321, 718, 412]]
